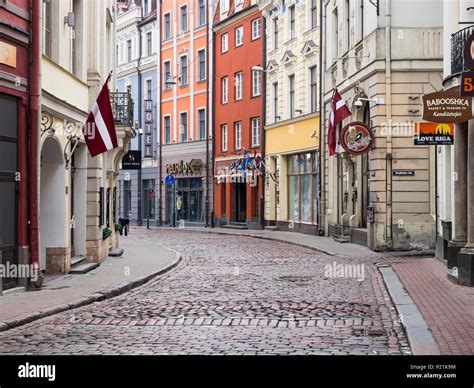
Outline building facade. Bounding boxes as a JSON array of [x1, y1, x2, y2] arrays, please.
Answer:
[[116, 0, 160, 226], [159, 0, 214, 227], [0, 0, 32, 292], [259, 0, 321, 235], [321, 0, 443, 251], [213, 0, 264, 229], [439, 0, 474, 286], [39, 0, 134, 275]]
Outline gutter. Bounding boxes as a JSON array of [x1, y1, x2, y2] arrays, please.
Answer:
[[385, 0, 393, 248]]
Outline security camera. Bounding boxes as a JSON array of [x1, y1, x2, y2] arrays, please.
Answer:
[[354, 99, 363, 109]]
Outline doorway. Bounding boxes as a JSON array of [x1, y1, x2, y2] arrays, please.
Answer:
[[234, 183, 247, 223]]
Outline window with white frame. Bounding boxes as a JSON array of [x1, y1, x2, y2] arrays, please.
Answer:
[[311, 0, 317, 29], [221, 124, 228, 151], [180, 112, 188, 142], [147, 31, 152, 56], [235, 72, 243, 100], [164, 61, 171, 90], [273, 17, 279, 50], [198, 0, 206, 26], [252, 18, 261, 40], [252, 69, 261, 97], [222, 0, 229, 13], [127, 39, 132, 62], [310, 66, 317, 113], [164, 13, 171, 39], [288, 74, 295, 118], [235, 122, 242, 150], [221, 77, 228, 104], [251, 118, 260, 147], [235, 26, 243, 47], [289, 5, 295, 39], [198, 49, 206, 81], [145, 79, 152, 100], [164, 116, 171, 144], [198, 109, 206, 140], [221, 33, 228, 53], [273, 82, 279, 122], [180, 5, 188, 32], [180, 55, 188, 86]]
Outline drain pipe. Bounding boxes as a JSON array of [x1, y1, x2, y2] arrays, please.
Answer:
[[319, 0, 326, 235], [28, 0, 41, 270], [385, 0, 393, 249]]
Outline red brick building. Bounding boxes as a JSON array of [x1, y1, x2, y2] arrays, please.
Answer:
[[0, 0, 39, 292], [213, 0, 264, 229]]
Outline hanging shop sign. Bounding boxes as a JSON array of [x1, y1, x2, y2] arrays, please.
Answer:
[[165, 175, 175, 187], [122, 151, 142, 170], [461, 71, 474, 97], [414, 123, 454, 146], [0, 41, 17, 68], [464, 32, 474, 70], [422, 90, 472, 124], [144, 99, 153, 158], [339, 122, 375, 156], [166, 159, 204, 176]]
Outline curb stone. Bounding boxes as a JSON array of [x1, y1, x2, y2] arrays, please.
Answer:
[[0, 251, 182, 333]]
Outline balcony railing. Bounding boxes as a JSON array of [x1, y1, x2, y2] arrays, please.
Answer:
[[110, 91, 134, 127], [451, 26, 474, 76]]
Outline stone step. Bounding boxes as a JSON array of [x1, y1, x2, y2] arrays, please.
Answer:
[[69, 262, 100, 275], [70, 256, 87, 267], [109, 248, 124, 257], [222, 223, 248, 230]]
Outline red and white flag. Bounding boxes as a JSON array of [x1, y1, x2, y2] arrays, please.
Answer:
[[84, 74, 118, 157], [328, 89, 352, 156]]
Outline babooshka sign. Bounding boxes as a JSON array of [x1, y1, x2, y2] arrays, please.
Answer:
[[422, 90, 472, 124], [340, 122, 375, 156]]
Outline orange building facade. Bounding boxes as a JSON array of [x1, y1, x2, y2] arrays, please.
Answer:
[[159, 0, 213, 226], [213, 1, 264, 229]]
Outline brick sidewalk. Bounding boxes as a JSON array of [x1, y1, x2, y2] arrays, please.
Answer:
[[0, 237, 180, 331], [392, 258, 474, 355]]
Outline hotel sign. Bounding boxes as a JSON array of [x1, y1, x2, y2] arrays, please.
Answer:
[[144, 100, 153, 158], [422, 90, 472, 124]]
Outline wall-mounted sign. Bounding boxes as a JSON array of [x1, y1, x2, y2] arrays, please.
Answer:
[[464, 32, 474, 70], [461, 71, 474, 97], [144, 99, 153, 158], [422, 90, 472, 124], [0, 41, 17, 68], [165, 175, 175, 187], [166, 159, 204, 175], [393, 170, 415, 177], [414, 123, 454, 145], [340, 121, 375, 156], [122, 151, 142, 170]]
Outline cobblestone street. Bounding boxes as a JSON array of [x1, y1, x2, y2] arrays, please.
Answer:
[[0, 230, 410, 355]]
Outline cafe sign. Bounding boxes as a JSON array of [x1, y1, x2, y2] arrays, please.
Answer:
[[340, 121, 375, 156], [422, 90, 472, 124], [166, 159, 204, 175]]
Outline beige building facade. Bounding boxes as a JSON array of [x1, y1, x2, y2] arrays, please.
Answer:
[[321, 0, 443, 251]]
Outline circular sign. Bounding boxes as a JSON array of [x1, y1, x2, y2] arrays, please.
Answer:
[[165, 175, 175, 187], [464, 32, 474, 70], [340, 121, 375, 156]]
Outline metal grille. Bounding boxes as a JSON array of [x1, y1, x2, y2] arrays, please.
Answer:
[[451, 26, 474, 76], [110, 92, 134, 126]]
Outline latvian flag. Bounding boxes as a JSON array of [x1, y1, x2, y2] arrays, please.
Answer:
[[328, 89, 352, 156], [84, 74, 118, 157]]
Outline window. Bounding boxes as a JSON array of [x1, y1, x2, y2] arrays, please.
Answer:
[[289, 75, 295, 118], [198, 109, 206, 140], [235, 72, 243, 100], [143, 179, 155, 219], [221, 124, 228, 151], [180, 5, 188, 32], [180, 55, 188, 86], [310, 66, 317, 113], [147, 32, 152, 56], [116, 45, 119, 66], [180, 112, 188, 142], [235, 122, 242, 150], [251, 118, 260, 147], [43, 0, 52, 56], [145, 79, 152, 100], [273, 17, 279, 50], [221, 33, 228, 53], [333, 8, 339, 61], [222, 0, 229, 13], [252, 18, 261, 40], [273, 82, 279, 122], [164, 116, 171, 144], [358, 0, 364, 42], [311, 0, 318, 29], [289, 5, 295, 39], [164, 61, 171, 90], [288, 152, 320, 224], [221, 77, 228, 104], [144, 0, 151, 15], [235, 26, 243, 46], [252, 69, 261, 97], [164, 13, 171, 39], [127, 40, 132, 62], [198, 49, 206, 81], [345, 0, 350, 51], [198, 0, 206, 26]]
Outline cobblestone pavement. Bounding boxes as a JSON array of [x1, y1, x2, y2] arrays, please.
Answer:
[[0, 230, 410, 355]]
